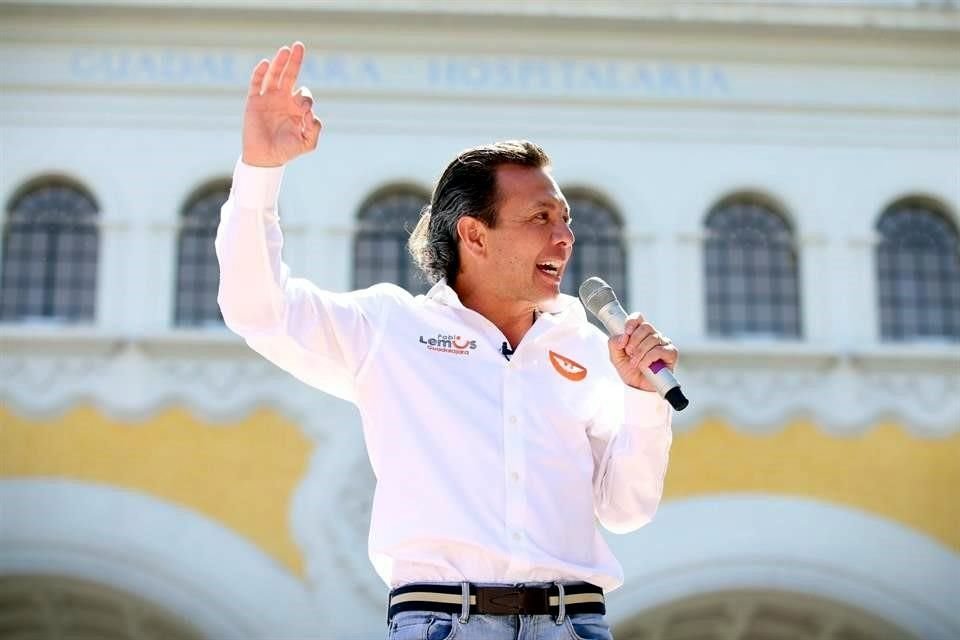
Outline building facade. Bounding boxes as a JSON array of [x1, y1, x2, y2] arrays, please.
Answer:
[[1, 1, 958, 638]]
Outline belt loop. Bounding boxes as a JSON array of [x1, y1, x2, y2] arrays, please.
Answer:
[[459, 582, 471, 624], [554, 582, 566, 625]]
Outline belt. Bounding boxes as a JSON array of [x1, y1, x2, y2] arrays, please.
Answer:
[[388, 582, 605, 621]]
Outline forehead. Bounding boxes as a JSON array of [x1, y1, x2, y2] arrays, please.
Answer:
[[495, 164, 566, 208]]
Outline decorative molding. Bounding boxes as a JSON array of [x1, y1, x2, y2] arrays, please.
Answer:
[[623, 231, 657, 244], [674, 346, 960, 433], [0, 479, 320, 639], [676, 231, 708, 244], [290, 437, 385, 632], [324, 455, 383, 605], [798, 233, 829, 246], [1, 332, 957, 433], [605, 495, 960, 640], [846, 232, 884, 248], [0, 332, 320, 424]]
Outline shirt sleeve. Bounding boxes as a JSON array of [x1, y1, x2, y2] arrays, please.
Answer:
[[587, 383, 673, 534], [215, 158, 388, 403]]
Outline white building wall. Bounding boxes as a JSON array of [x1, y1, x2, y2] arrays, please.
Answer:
[[1, 2, 958, 638]]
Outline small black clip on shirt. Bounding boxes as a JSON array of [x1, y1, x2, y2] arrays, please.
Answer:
[[500, 342, 514, 361]]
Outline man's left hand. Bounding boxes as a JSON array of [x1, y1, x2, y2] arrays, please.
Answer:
[[607, 313, 679, 393]]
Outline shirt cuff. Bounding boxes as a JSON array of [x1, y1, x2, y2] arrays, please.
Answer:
[[232, 157, 285, 211], [624, 386, 672, 428]]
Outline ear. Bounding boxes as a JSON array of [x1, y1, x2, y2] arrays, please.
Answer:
[[456, 216, 487, 258]]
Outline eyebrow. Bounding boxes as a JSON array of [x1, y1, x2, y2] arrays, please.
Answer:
[[530, 199, 571, 214]]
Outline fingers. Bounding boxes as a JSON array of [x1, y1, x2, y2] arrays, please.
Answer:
[[295, 86, 314, 112], [262, 45, 292, 92], [302, 114, 323, 150], [247, 58, 269, 97], [295, 85, 321, 147], [616, 314, 677, 369], [632, 336, 674, 370], [279, 41, 305, 93], [615, 312, 647, 348], [251, 42, 307, 97], [625, 326, 657, 363]]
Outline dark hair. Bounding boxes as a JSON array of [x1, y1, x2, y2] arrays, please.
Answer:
[[408, 140, 550, 286]]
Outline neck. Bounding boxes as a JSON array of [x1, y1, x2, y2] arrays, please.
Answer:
[[454, 280, 538, 348]]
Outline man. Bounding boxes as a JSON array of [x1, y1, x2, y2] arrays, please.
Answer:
[[217, 42, 677, 640]]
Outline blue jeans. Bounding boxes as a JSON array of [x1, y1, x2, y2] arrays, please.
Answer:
[[385, 611, 613, 639]]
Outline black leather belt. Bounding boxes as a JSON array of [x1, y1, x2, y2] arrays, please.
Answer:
[[388, 582, 605, 621]]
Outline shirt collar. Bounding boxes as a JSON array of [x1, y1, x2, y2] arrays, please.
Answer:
[[424, 279, 587, 324]]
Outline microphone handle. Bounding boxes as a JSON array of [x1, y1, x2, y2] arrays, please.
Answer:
[[596, 301, 689, 410]]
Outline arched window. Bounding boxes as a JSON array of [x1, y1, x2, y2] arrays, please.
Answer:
[[353, 188, 430, 293], [560, 193, 627, 306], [0, 575, 204, 640], [704, 196, 801, 337], [175, 181, 229, 327], [0, 180, 99, 322], [614, 589, 917, 640], [876, 200, 960, 341]]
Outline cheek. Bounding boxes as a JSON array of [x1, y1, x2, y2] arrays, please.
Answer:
[[492, 245, 526, 269], [508, 254, 533, 275], [488, 232, 542, 275]]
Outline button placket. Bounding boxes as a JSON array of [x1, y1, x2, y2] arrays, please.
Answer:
[[502, 362, 529, 568]]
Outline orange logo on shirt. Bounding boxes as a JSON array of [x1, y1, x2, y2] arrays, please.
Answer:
[[548, 350, 587, 382]]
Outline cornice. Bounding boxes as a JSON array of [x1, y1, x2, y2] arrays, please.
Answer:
[[1, 330, 957, 435], [4, 1, 958, 34], [1, 3, 959, 66]]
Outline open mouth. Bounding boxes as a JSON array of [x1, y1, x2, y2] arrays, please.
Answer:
[[536, 260, 563, 281]]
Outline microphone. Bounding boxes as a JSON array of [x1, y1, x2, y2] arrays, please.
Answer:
[[579, 277, 689, 411], [500, 341, 514, 361]]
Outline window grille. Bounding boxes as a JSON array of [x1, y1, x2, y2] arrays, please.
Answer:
[[0, 181, 99, 322], [704, 197, 801, 338], [877, 201, 960, 341], [354, 189, 430, 293], [561, 193, 628, 310], [175, 182, 230, 327]]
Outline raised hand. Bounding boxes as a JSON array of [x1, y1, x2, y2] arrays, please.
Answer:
[[242, 42, 322, 167]]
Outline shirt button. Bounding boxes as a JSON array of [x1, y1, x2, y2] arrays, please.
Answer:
[[510, 471, 520, 482], [509, 415, 517, 424], [512, 531, 523, 541]]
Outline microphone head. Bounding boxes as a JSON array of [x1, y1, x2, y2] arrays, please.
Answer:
[[579, 277, 619, 316]]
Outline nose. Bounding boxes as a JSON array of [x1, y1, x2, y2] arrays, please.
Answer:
[[554, 221, 574, 247]]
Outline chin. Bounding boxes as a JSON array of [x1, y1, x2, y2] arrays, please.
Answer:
[[534, 285, 561, 303]]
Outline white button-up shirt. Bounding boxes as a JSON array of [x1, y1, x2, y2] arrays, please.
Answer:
[[216, 161, 673, 592]]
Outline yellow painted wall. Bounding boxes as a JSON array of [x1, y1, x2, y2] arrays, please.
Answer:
[[0, 405, 312, 576], [2, 406, 958, 580], [664, 419, 960, 551]]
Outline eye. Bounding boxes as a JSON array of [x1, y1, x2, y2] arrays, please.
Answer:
[[534, 211, 550, 222]]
